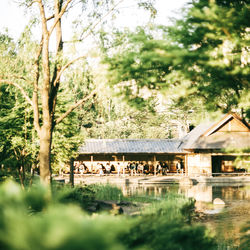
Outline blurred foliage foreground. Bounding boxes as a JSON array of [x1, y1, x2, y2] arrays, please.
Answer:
[[0, 180, 248, 250]]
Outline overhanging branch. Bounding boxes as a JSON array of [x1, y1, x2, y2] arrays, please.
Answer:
[[49, 0, 73, 36], [0, 79, 33, 106], [53, 56, 86, 87], [79, 0, 125, 41], [55, 90, 96, 125], [32, 38, 43, 135]]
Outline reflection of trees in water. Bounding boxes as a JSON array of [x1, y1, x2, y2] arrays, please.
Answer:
[[220, 186, 250, 201], [120, 183, 250, 248], [121, 184, 179, 197], [120, 184, 250, 203]]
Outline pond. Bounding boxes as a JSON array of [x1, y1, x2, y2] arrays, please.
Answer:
[[117, 182, 250, 249]]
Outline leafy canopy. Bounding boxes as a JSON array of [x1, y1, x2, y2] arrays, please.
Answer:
[[103, 0, 250, 120]]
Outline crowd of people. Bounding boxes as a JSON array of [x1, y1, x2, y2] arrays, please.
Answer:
[[71, 160, 184, 176]]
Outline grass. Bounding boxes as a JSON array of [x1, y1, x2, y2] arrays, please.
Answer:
[[0, 180, 220, 250], [88, 184, 124, 201]]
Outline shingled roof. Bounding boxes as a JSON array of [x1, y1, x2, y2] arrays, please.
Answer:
[[181, 113, 250, 150], [78, 113, 250, 155], [179, 122, 214, 150], [185, 132, 250, 150], [78, 139, 184, 154]]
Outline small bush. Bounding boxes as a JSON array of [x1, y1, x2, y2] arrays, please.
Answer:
[[240, 221, 250, 250], [55, 185, 95, 211], [0, 180, 218, 250], [88, 184, 124, 201], [121, 198, 216, 250]]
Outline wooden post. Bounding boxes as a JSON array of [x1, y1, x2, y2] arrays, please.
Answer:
[[69, 158, 74, 188], [91, 155, 93, 174], [153, 155, 157, 176], [185, 155, 188, 176], [122, 155, 125, 177]]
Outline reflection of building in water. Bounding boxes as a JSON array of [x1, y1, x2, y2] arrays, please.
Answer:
[[118, 184, 250, 204], [180, 184, 213, 202], [119, 184, 177, 197], [180, 184, 250, 203], [216, 185, 250, 201]]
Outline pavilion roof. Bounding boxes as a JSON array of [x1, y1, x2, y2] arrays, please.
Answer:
[[181, 113, 250, 150], [184, 132, 250, 150], [78, 113, 250, 155], [78, 139, 184, 154]]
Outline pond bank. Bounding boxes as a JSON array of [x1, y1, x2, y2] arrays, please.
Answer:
[[55, 174, 250, 185]]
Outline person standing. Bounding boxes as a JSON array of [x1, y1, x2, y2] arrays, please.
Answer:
[[130, 162, 136, 176], [180, 160, 184, 174], [176, 161, 181, 174], [117, 163, 121, 176], [106, 162, 111, 175]]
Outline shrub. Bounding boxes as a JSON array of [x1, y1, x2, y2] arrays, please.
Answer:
[[0, 180, 217, 250], [0, 180, 129, 250], [120, 197, 216, 250], [88, 184, 124, 201], [240, 221, 250, 250], [55, 185, 95, 211], [121, 215, 216, 250]]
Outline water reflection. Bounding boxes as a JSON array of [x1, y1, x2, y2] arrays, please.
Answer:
[[117, 183, 250, 247], [119, 183, 250, 203], [120, 183, 179, 198], [118, 183, 250, 216]]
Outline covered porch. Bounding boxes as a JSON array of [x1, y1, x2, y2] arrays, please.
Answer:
[[74, 139, 187, 176]]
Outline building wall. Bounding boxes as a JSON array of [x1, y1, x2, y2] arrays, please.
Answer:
[[187, 153, 212, 176]]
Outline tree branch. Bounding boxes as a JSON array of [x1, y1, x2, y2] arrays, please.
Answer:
[[32, 39, 43, 135], [222, 27, 231, 38], [25, 0, 37, 8], [46, 14, 55, 21], [0, 79, 33, 106], [79, 0, 125, 41], [37, 0, 49, 35], [48, 0, 73, 36], [53, 56, 86, 87], [49, 0, 64, 115], [55, 90, 96, 125]]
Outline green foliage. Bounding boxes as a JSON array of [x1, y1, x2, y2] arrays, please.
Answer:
[[240, 220, 250, 250], [234, 156, 250, 172], [0, 180, 219, 250], [167, 0, 250, 118], [123, 216, 216, 250], [89, 184, 124, 201], [103, 0, 250, 120], [0, 70, 38, 181], [24, 182, 51, 213], [80, 81, 174, 139], [55, 185, 95, 210], [0, 31, 90, 175], [121, 196, 215, 250], [0, 181, 128, 250]]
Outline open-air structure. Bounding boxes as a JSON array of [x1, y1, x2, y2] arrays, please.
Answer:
[[76, 113, 250, 176]]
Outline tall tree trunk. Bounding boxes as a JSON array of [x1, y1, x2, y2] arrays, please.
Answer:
[[18, 166, 25, 190], [38, 0, 63, 185], [39, 125, 52, 185], [69, 158, 74, 188]]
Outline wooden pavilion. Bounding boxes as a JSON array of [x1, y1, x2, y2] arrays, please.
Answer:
[[76, 113, 250, 176], [76, 139, 185, 174]]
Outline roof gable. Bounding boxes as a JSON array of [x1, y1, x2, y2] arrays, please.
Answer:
[[202, 113, 249, 137], [182, 113, 250, 150]]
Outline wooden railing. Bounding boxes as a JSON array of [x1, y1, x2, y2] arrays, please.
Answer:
[[58, 172, 250, 178]]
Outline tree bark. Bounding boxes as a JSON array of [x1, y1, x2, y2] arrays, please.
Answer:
[[39, 125, 52, 185], [70, 158, 74, 188], [18, 166, 25, 190]]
